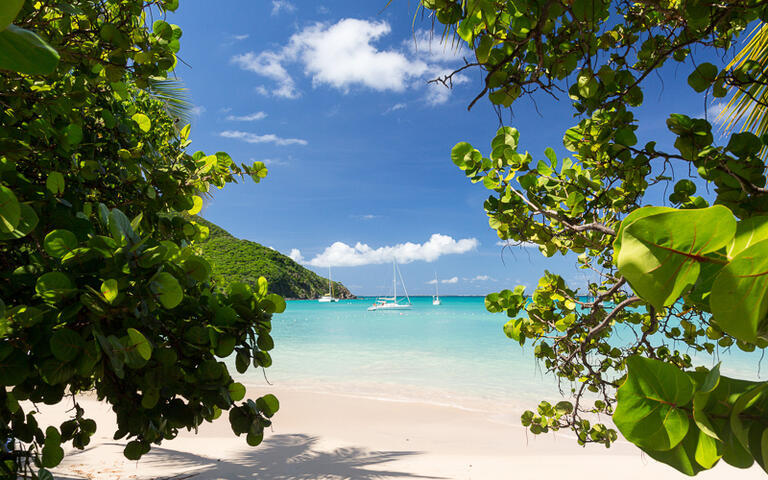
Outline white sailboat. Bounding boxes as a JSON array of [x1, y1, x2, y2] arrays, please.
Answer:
[[318, 266, 339, 303], [367, 261, 412, 311], [432, 272, 441, 306]]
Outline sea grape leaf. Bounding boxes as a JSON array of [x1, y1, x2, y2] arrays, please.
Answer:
[[641, 428, 706, 476], [614, 356, 695, 451], [256, 394, 279, 418], [0, 203, 38, 240], [0, 0, 24, 31], [687, 62, 718, 93], [126, 328, 152, 360], [0, 184, 20, 233], [35, 272, 76, 303], [0, 25, 60, 75], [45, 171, 65, 194], [727, 216, 768, 259], [50, 328, 85, 362], [149, 272, 182, 309], [188, 195, 203, 215], [616, 206, 735, 309], [131, 113, 151, 132], [182, 256, 211, 282], [43, 229, 77, 258], [101, 279, 118, 303], [710, 240, 768, 342], [228, 382, 246, 402], [612, 206, 675, 264]]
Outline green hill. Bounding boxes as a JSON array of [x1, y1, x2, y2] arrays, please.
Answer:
[[194, 217, 353, 300]]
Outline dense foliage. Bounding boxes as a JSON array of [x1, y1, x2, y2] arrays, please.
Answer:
[[0, 1, 282, 477], [194, 217, 353, 299], [422, 0, 768, 475]]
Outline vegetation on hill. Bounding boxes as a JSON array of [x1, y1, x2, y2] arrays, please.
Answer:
[[194, 217, 353, 300]]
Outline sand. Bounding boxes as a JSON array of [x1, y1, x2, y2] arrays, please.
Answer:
[[34, 386, 764, 480]]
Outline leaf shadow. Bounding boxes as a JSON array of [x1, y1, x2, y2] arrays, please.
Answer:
[[58, 434, 446, 480]]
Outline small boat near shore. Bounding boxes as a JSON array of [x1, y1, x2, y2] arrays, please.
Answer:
[[318, 266, 339, 303], [368, 260, 411, 311]]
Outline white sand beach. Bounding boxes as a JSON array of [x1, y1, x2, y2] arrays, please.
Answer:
[[38, 386, 765, 480]]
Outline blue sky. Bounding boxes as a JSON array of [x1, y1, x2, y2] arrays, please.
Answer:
[[169, 1, 737, 296]]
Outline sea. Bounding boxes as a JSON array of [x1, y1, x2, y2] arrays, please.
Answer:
[[236, 296, 767, 413]]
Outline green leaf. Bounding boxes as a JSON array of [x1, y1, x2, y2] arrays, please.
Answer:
[[266, 293, 286, 314], [123, 440, 149, 460], [101, 279, 118, 303], [182, 256, 211, 282], [614, 356, 695, 451], [35, 272, 76, 303], [141, 389, 159, 409], [0, 24, 60, 75], [45, 171, 65, 194], [641, 428, 706, 476], [694, 427, 722, 469], [126, 328, 152, 360], [727, 216, 768, 259], [0, 0, 24, 31], [108, 208, 138, 244], [616, 206, 735, 309], [711, 240, 768, 342], [577, 71, 599, 98], [64, 124, 83, 145], [0, 203, 38, 240], [44, 229, 78, 258], [256, 394, 279, 418], [149, 272, 183, 309], [0, 350, 30, 386], [687, 62, 718, 93], [41, 427, 64, 467], [188, 195, 203, 215], [131, 113, 151, 132], [0, 184, 20, 233], [37, 468, 54, 480], [228, 382, 246, 402], [50, 328, 85, 362]]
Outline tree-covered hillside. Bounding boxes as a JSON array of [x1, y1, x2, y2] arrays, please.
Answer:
[[195, 217, 353, 299]]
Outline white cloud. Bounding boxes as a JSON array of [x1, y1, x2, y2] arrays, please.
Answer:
[[191, 105, 206, 116], [220, 130, 307, 146], [426, 279, 438, 285], [288, 248, 305, 263], [351, 214, 378, 220], [471, 275, 495, 282], [306, 234, 479, 267], [226, 112, 267, 121], [232, 19, 469, 104], [233, 34, 250, 41], [384, 103, 406, 114], [442, 276, 459, 284], [272, 0, 296, 15], [232, 52, 300, 99], [261, 158, 289, 167]]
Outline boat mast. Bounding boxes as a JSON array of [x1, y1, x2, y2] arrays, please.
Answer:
[[393, 260, 397, 302], [328, 266, 333, 297], [435, 272, 439, 299]]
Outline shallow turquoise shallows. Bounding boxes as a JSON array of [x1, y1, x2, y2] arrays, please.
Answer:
[[236, 296, 766, 411]]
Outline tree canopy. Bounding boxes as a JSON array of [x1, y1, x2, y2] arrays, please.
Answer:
[[0, 1, 282, 477], [422, 0, 768, 475]]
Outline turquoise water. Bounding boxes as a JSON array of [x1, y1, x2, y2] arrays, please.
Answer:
[[237, 296, 767, 411]]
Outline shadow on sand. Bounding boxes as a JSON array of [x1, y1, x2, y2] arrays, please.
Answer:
[[57, 434, 445, 480]]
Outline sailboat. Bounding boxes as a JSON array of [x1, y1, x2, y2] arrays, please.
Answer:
[[318, 266, 339, 303], [367, 261, 412, 311], [432, 272, 441, 306]]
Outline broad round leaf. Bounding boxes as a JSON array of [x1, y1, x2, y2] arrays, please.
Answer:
[[188, 195, 203, 215], [150, 272, 183, 309], [182, 256, 211, 282], [614, 356, 695, 451], [50, 328, 85, 362], [0, 184, 20, 233], [228, 382, 246, 402], [131, 113, 151, 132], [616, 206, 735, 309], [0, 25, 60, 75], [101, 279, 118, 303], [0, 203, 38, 240], [256, 394, 279, 418], [43, 229, 78, 258], [126, 328, 152, 360], [711, 240, 768, 343], [35, 272, 76, 303], [0, 0, 24, 31]]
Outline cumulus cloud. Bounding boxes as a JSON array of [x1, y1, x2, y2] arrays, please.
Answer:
[[261, 158, 289, 167], [271, 0, 295, 15], [384, 103, 406, 114], [226, 112, 267, 121], [232, 52, 300, 99], [220, 130, 307, 146], [190, 105, 206, 116], [299, 234, 479, 267], [442, 276, 459, 284], [471, 275, 495, 282], [232, 19, 467, 104], [408, 29, 469, 63], [288, 248, 305, 263]]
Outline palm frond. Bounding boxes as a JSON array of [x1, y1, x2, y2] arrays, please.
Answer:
[[147, 77, 194, 128], [716, 23, 768, 149]]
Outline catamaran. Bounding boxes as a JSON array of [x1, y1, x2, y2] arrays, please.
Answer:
[[368, 261, 412, 311], [432, 272, 441, 306], [318, 266, 339, 303]]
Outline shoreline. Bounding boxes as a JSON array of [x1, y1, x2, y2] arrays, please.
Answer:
[[43, 385, 766, 480]]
